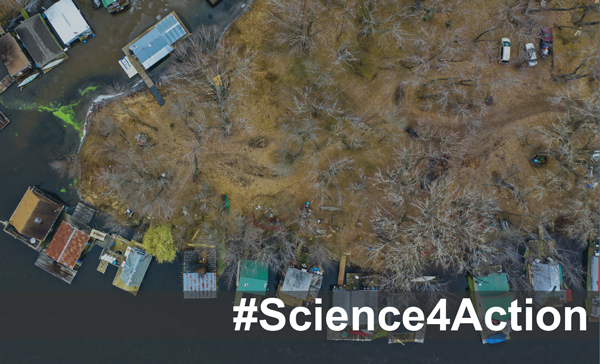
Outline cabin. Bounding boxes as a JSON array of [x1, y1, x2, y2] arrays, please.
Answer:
[[0, 34, 40, 90], [528, 260, 570, 307], [469, 270, 514, 344], [44, 0, 94, 47], [112, 247, 152, 296], [183, 249, 217, 299], [126, 12, 190, 70], [34, 221, 90, 284], [237, 259, 269, 295], [277, 266, 323, 307], [4, 186, 65, 250], [15, 14, 68, 73], [587, 243, 599, 322], [327, 286, 379, 341]]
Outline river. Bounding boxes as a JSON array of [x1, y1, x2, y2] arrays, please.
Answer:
[[0, 0, 597, 363]]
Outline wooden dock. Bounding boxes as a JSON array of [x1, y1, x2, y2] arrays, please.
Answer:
[[0, 110, 11, 132], [0, 74, 14, 95], [97, 260, 109, 274], [121, 45, 165, 106], [34, 252, 78, 284], [72, 202, 96, 225]]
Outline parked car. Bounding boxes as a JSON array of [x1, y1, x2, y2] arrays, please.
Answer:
[[500, 38, 511, 63], [525, 43, 537, 66], [539, 27, 553, 58]]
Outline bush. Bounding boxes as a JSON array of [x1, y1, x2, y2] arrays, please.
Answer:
[[143, 224, 177, 263]]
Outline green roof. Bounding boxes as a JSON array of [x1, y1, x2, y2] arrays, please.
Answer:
[[238, 260, 268, 294], [101, 0, 115, 7], [473, 273, 513, 321]]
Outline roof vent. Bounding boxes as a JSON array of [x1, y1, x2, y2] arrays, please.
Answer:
[[34, 218, 42, 224]]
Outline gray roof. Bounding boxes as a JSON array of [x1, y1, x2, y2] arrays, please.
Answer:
[[129, 13, 186, 70], [530, 262, 561, 291], [592, 256, 599, 292], [332, 290, 378, 326], [15, 15, 64, 68], [119, 247, 152, 287], [281, 268, 312, 300]]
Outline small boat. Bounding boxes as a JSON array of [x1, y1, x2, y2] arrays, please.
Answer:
[[0, 110, 10, 132]]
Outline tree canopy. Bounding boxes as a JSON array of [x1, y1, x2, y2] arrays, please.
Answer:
[[143, 224, 177, 263]]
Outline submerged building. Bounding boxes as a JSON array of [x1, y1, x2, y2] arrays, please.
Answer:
[[15, 14, 68, 73]]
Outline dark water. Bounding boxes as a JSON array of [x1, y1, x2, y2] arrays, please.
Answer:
[[0, 0, 597, 362]]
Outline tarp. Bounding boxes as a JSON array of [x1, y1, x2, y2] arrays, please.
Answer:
[[45, 0, 92, 46]]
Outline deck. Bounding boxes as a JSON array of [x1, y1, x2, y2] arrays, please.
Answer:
[[0, 110, 11, 132], [72, 202, 96, 225], [34, 252, 78, 284], [2, 221, 42, 251], [0, 74, 14, 95]]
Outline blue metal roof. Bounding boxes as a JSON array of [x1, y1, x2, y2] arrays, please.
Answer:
[[129, 14, 186, 69], [119, 247, 152, 287]]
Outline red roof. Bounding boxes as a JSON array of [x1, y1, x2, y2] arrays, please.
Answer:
[[46, 221, 89, 269]]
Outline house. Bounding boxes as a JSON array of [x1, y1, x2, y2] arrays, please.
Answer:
[[183, 249, 217, 299], [327, 287, 379, 341], [0, 34, 40, 89], [112, 247, 152, 296], [44, 0, 94, 47], [15, 14, 68, 73], [277, 266, 324, 307], [4, 186, 65, 250], [587, 243, 599, 322], [126, 12, 190, 70], [470, 271, 514, 344], [528, 260, 569, 307], [33, 221, 91, 284], [45, 221, 90, 269], [236, 259, 268, 295]]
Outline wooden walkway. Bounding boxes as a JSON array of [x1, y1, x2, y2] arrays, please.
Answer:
[[121, 45, 165, 106], [0, 110, 10, 132], [97, 260, 109, 274], [0, 74, 14, 95], [72, 203, 96, 225], [34, 252, 78, 284]]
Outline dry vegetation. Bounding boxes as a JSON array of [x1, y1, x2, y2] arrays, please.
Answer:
[[73, 0, 599, 291]]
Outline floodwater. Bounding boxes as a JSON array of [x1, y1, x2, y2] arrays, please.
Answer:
[[0, 1, 597, 363]]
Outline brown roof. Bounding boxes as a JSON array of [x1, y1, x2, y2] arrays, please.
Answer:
[[0, 34, 30, 76], [46, 221, 89, 269], [9, 187, 64, 241]]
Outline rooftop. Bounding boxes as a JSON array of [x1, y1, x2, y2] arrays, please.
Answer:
[[280, 267, 312, 300], [128, 12, 189, 70], [332, 289, 378, 326], [9, 186, 64, 242], [119, 247, 152, 287], [44, 0, 92, 46], [0, 34, 31, 76], [238, 259, 268, 294], [45, 221, 90, 269], [183, 272, 217, 298], [15, 15, 64, 68]]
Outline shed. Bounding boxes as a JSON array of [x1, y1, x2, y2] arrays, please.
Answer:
[[9, 186, 64, 243], [44, 0, 93, 47], [530, 262, 567, 306], [128, 12, 189, 70], [45, 221, 89, 269], [0, 34, 32, 76], [280, 267, 313, 300], [332, 289, 378, 326], [183, 272, 217, 299], [237, 259, 268, 295], [472, 273, 513, 321], [15, 14, 67, 71], [119, 247, 152, 287]]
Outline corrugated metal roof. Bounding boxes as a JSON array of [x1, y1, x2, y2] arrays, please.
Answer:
[[44, 0, 91, 46], [45, 221, 89, 269], [183, 272, 217, 298], [332, 290, 378, 325], [119, 247, 152, 287], [530, 262, 562, 291], [281, 268, 312, 300], [129, 14, 186, 70]]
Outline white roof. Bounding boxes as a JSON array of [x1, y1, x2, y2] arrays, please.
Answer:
[[44, 0, 91, 46]]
